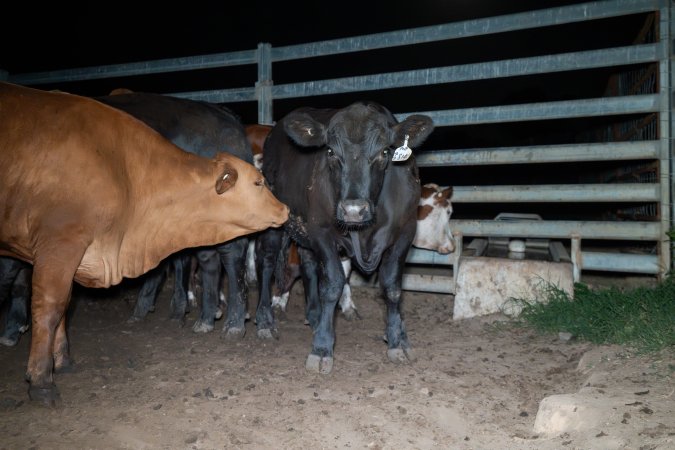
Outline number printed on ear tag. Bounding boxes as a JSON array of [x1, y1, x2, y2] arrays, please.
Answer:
[[392, 134, 412, 162]]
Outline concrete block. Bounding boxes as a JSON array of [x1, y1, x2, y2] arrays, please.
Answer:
[[453, 256, 573, 320]]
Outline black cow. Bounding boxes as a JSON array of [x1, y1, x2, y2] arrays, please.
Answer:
[[0, 92, 253, 339], [0, 257, 30, 346], [256, 101, 434, 373]]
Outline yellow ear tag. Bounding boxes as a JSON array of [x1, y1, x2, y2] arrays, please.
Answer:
[[392, 134, 412, 162]]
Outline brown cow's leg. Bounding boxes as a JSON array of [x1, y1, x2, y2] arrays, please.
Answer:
[[53, 316, 74, 373], [26, 243, 83, 407]]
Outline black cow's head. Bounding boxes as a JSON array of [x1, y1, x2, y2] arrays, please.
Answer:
[[284, 101, 434, 230]]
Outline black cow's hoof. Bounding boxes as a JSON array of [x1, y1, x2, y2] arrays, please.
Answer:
[[192, 321, 214, 334], [222, 326, 246, 340], [387, 348, 416, 364], [28, 384, 60, 407], [306, 354, 333, 374], [341, 308, 361, 321], [256, 328, 278, 340], [0, 336, 19, 347]]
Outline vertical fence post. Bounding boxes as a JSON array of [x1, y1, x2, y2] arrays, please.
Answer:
[[256, 43, 273, 125], [571, 235, 582, 283], [452, 231, 463, 294], [659, 0, 674, 279]]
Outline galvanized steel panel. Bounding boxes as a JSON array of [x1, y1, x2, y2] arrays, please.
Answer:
[[415, 141, 661, 166], [8, 50, 257, 85], [581, 251, 660, 273], [400, 94, 660, 126], [451, 184, 659, 203], [448, 220, 661, 240], [271, 44, 661, 99], [270, 0, 658, 61]]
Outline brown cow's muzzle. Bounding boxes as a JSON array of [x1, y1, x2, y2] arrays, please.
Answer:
[[271, 204, 290, 227]]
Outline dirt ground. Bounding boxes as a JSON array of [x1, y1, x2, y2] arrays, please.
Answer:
[[0, 277, 673, 450]]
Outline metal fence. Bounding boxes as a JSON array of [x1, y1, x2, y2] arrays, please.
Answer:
[[4, 0, 673, 294]]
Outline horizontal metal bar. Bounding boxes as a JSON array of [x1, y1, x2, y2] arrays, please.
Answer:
[[415, 141, 661, 166], [8, 50, 258, 86], [402, 273, 454, 294], [451, 184, 659, 203], [406, 248, 456, 265], [581, 251, 660, 274], [448, 220, 661, 240], [400, 94, 660, 126], [271, 44, 661, 99], [168, 87, 257, 103], [404, 250, 659, 275], [271, 0, 658, 61]]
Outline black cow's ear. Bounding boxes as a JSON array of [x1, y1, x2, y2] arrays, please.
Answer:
[[395, 115, 435, 148], [215, 163, 239, 194], [284, 112, 326, 147]]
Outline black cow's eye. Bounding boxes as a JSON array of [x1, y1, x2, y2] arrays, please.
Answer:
[[327, 148, 335, 157], [382, 149, 389, 157]]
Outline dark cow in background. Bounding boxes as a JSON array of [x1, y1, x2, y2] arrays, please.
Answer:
[[256, 101, 434, 373], [0, 82, 288, 405], [95, 91, 256, 336], [0, 258, 31, 346]]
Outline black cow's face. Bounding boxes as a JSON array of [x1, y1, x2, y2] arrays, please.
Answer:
[[284, 102, 434, 230]]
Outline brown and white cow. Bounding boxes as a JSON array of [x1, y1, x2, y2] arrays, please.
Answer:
[[0, 82, 289, 406], [245, 123, 272, 172], [414, 183, 455, 254]]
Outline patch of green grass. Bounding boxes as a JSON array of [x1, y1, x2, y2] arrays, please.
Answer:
[[511, 275, 675, 354]]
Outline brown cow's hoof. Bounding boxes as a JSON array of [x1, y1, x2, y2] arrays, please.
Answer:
[[54, 362, 75, 374], [306, 354, 333, 374], [387, 348, 416, 364], [28, 384, 60, 407]]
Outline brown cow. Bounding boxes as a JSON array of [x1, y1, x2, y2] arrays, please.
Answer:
[[0, 82, 289, 406]]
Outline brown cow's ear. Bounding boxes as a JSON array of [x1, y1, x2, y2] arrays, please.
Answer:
[[420, 185, 436, 199], [441, 186, 453, 199], [215, 163, 238, 194]]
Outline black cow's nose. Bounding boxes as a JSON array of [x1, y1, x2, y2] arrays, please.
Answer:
[[338, 199, 371, 223]]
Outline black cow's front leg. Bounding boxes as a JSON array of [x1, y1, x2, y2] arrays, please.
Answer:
[[168, 252, 192, 325], [378, 242, 415, 365], [297, 246, 320, 329], [306, 249, 345, 374], [219, 237, 249, 339], [0, 261, 31, 346], [128, 260, 168, 323], [192, 250, 220, 333], [255, 228, 283, 339]]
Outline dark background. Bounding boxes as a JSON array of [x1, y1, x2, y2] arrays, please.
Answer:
[[4, 1, 598, 73]]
